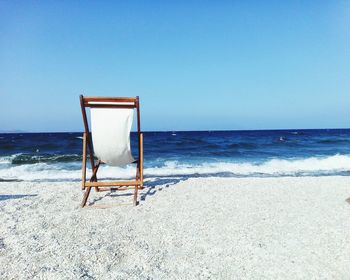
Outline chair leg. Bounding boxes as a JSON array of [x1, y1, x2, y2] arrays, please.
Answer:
[[136, 164, 139, 178], [81, 186, 92, 207], [82, 132, 87, 190], [90, 160, 101, 192], [136, 166, 144, 190], [133, 185, 138, 206]]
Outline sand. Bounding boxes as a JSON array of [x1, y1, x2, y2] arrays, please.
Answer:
[[0, 176, 350, 279]]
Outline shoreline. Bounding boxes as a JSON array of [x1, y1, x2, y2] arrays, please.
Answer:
[[1, 176, 350, 279]]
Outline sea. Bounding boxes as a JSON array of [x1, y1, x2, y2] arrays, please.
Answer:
[[1, 129, 350, 182]]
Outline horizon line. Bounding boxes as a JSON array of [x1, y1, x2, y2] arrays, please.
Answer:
[[1, 127, 350, 134]]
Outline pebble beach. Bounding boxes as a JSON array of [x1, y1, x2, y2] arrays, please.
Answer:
[[1, 176, 350, 279]]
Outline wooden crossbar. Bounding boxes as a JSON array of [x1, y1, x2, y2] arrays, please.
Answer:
[[84, 104, 136, 109], [84, 96, 137, 103], [85, 180, 141, 187]]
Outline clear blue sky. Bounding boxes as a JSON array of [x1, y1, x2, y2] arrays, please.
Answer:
[[1, 1, 349, 132]]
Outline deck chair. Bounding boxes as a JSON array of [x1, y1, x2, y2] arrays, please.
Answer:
[[80, 95, 144, 207]]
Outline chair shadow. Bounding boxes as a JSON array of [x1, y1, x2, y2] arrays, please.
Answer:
[[0, 194, 37, 201], [140, 177, 188, 202], [87, 177, 188, 206], [346, 197, 350, 204], [88, 191, 134, 206]]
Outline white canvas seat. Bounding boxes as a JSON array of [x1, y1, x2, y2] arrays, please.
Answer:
[[91, 108, 134, 166]]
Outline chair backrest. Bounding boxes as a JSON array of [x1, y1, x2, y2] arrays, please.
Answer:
[[80, 96, 141, 167]]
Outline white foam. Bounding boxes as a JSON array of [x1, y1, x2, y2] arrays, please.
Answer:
[[0, 158, 12, 165], [0, 154, 18, 165], [144, 154, 350, 177], [0, 154, 350, 181]]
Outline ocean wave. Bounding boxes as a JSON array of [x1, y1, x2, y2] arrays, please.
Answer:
[[0, 154, 349, 182], [0, 153, 83, 164], [145, 154, 350, 177], [317, 139, 350, 144], [0, 156, 13, 165]]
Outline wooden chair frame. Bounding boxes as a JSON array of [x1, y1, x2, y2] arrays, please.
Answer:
[[80, 95, 144, 207]]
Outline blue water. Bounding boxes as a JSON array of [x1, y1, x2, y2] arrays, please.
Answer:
[[1, 129, 350, 181]]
